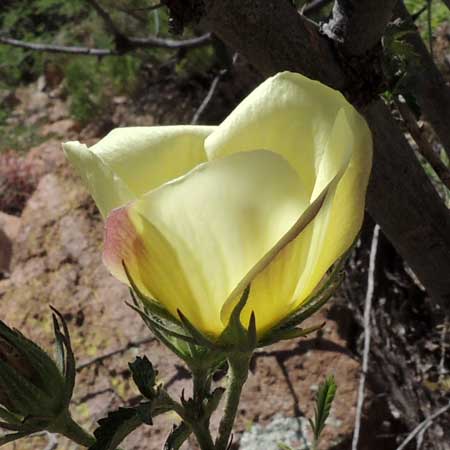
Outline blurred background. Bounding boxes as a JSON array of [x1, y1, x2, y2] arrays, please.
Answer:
[[0, 1, 449, 449]]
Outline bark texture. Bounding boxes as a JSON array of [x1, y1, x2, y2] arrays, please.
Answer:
[[363, 101, 450, 306], [201, 0, 346, 89], [322, 0, 398, 55], [200, 0, 450, 306]]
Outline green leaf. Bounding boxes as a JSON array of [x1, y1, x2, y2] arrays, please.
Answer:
[[50, 307, 76, 404], [0, 359, 51, 417], [128, 356, 157, 400], [89, 407, 144, 450], [164, 422, 191, 450], [309, 376, 337, 447]]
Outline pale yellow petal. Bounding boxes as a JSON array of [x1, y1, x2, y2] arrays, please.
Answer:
[[64, 125, 214, 217], [220, 108, 372, 335], [91, 126, 214, 196], [294, 107, 372, 303], [103, 150, 308, 337], [205, 72, 353, 195], [63, 141, 134, 218]]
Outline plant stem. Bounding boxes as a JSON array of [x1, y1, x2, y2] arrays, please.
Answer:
[[191, 423, 216, 450], [192, 368, 210, 403], [215, 354, 251, 450], [189, 368, 216, 450], [49, 410, 95, 447]]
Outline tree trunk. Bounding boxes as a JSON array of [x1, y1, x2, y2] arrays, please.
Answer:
[[199, 0, 450, 306]]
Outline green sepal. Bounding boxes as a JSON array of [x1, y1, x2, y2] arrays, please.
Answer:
[[127, 301, 196, 346], [50, 307, 76, 405], [0, 321, 65, 408], [126, 299, 201, 363], [217, 285, 256, 352], [164, 422, 191, 450], [0, 359, 52, 417], [177, 310, 216, 350], [247, 312, 257, 349], [128, 356, 158, 400]]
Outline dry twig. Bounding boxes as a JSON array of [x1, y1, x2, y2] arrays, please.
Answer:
[[191, 53, 238, 124], [191, 70, 225, 125], [0, 37, 113, 56], [351, 224, 380, 450], [395, 96, 450, 190], [395, 401, 450, 450], [0, 33, 211, 56]]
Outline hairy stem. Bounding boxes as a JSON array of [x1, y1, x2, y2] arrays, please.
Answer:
[[215, 354, 251, 450], [190, 368, 216, 450], [191, 424, 216, 450], [49, 410, 95, 447]]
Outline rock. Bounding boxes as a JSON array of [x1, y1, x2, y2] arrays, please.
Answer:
[[1, 164, 369, 450], [25, 139, 67, 176], [0, 212, 20, 241], [48, 99, 70, 122], [27, 91, 50, 112], [0, 212, 20, 273], [0, 228, 12, 275], [40, 119, 80, 137], [240, 414, 311, 450]]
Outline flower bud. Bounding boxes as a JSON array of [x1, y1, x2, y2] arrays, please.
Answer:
[[0, 310, 76, 442], [0, 335, 35, 412]]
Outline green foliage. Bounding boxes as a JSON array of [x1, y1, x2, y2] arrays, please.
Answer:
[[309, 375, 337, 450], [0, 122, 46, 154], [90, 406, 145, 450], [176, 45, 216, 77], [0, 0, 158, 123], [128, 356, 158, 400], [64, 54, 140, 123], [382, 18, 421, 104], [405, 0, 449, 41], [64, 58, 106, 124]]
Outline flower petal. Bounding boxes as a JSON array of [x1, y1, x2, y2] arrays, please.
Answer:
[[63, 125, 214, 217], [220, 108, 371, 335], [205, 72, 355, 196], [103, 150, 308, 337], [63, 141, 134, 218], [293, 107, 372, 303]]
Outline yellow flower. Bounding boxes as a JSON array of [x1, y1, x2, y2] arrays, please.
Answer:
[[63, 72, 372, 339]]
